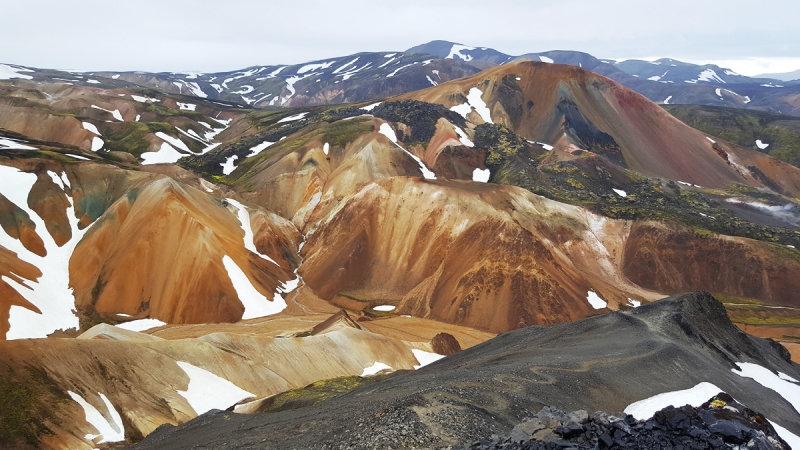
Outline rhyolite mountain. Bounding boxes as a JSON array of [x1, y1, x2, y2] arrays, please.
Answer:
[[408, 40, 800, 116], [1, 49, 800, 449]]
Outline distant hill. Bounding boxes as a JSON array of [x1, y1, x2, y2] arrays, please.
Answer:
[[756, 69, 800, 82]]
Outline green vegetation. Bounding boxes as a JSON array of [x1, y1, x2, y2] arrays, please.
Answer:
[[729, 315, 800, 326], [664, 104, 800, 168], [0, 366, 59, 447], [256, 375, 386, 413], [372, 100, 467, 144], [477, 123, 800, 247], [102, 122, 177, 156], [473, 123, 529, 165], [321, 119, 373, 148], [337, 291, 373, 303]]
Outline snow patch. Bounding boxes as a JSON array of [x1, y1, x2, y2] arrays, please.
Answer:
[[756, 139, 770, 150], [697, 69, 725, 84], [131, 95, 159, 103], [379, 123, 436, 180], [82, 122, 101, 135], [426, 75, 438, 86], [473, 168, 490, 183], [176, 361, 254, 416], [277, 112, 308, 123], [613, 188, 627, 197], [447, 44, 475, 61], [624, 382, 724, 420], [361, 102, 381, 111], [450, 87, 493, 124], [528, 140, 554, 151], [332, 57, 360, 74], [140, 142, 185, 165], [586, 290, 607, 309], [387, 63, 415, 77], [373, 305, 396, 312], [705, 136, 716, 144], [732, 362, 800, 444], [91, 105, 123, 121], [779, 372, 799, 383], [412, 349, 445, 369], [115, 318, 167, 332], [91, 137, 104, 152], [222, 255, 286, 319], [1, 166, 89, 339], [323, 142, 329, 155], [155, 132, 190, 152], [297, 61, 336, 74], [361, 362, 392, 376], [627, 298, 641, 307], [226, 198, 278, 266], [769, 421, 800, 450], [378, 57, 396, 68], [662, 95, 672, 105], [0, 64, 33, 80], [247, 140, 275, 158], [454, 126, 474, 147], [177, 102, 196, 111], [0, 138, 36, 150], [539, 55, 554, 64], [221, 155, 238, 175], [68, 391, 125, 444]]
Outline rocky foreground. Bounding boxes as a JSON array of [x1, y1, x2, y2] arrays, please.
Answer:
[[457, 394, 789, 450], [130, 293, 800, 450]]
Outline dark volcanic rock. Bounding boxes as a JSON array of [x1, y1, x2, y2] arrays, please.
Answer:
[[130, 292, 800, 450], [457, 395, 790, 450]]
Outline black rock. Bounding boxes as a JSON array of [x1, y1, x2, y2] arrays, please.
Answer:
[[455, 396, 790, 450]]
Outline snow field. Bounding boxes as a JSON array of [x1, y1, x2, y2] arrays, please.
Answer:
[[586, 290, 607, 309], [176, 361, 254, 416], [222, 255, 286, 319], [0, 165, 89, 339], [68, 391, 125, 444], [361, 362, 392, 376], [624, 382, 724, 420], [412, 349, 445, 369], [473, 168, 490, 183], [115, 318, 167, 332], [450, 87, 493, 124]]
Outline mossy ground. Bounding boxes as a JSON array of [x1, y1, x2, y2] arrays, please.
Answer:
[[664, 104, 800, 168], [255, 375, 387, 413], [0, 366, 62, 447]]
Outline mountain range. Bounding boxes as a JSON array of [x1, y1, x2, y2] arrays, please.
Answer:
[[0, 40, 799, 449]]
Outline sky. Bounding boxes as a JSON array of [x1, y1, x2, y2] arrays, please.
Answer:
[[2, 0, 799, 76]]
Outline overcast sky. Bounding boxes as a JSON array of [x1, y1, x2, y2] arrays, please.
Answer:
[[2, 0, 799, 76]]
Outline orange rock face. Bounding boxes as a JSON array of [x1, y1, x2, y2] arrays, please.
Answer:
[[401, 61, 800, 196], [622, 221, 800, 306], [71, 178, 296, 324]]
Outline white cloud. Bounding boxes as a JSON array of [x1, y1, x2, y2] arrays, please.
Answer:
[[0, 0, 797, 72]]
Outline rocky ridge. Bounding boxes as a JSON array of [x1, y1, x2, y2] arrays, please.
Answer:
[[457, 395, 790, 450]]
